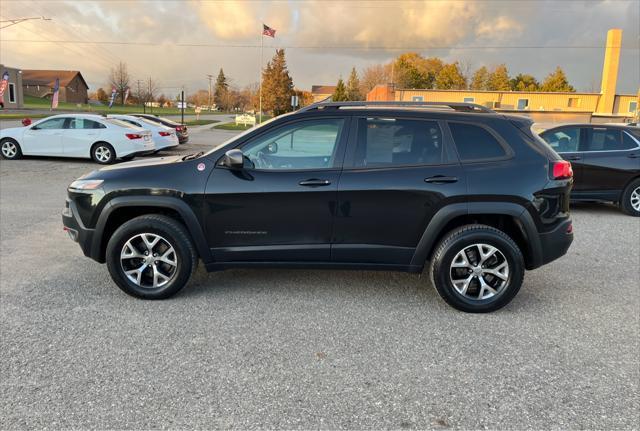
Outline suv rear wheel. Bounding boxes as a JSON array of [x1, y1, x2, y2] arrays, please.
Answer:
[[430, 224, 525, 313], [620, 178, 640, 217], [106, 214, 197, 299]]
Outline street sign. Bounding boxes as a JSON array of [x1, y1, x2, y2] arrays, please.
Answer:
[[291, 95, 299, 108]]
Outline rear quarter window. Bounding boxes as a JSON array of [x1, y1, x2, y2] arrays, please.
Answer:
[[448, 122, 507, 161]]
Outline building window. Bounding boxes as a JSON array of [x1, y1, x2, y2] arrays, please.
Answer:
[[517, 99, 529, 110], [630, 101, 638, 113], [8, 83, 15, 103], [568, 97, 580, 108], [412, 96, 424, 102], [463, 97, 475, 103]]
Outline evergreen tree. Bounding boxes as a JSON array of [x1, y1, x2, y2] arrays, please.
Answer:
[[214, 68, 229, 110], [540, 66, 575, 92], [486, 64, 511, 91], [346, 67, 362, 101], [470, 66, 489, 90], [435, 62, 467, 90], [332, 78, 348, 101], [510, 74, 540, 91], [261, 49, 294, 115]]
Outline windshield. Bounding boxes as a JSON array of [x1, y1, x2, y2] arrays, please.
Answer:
[[204, 116, 280, 156], [105, 118, 141, 129]]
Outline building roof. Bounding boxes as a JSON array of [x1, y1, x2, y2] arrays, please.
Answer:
[[21, 70, 89, 89], [311, 85, 337, 94]]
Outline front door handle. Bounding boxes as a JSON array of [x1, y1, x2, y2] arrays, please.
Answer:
[[425, 175, 458, 184], [565, 155, 581, 161], [299, 179, 331, 187], [628, 153, 639, 159]]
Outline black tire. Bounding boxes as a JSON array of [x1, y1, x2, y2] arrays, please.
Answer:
[[91, 142, 116, 164], [429, 224, 525, 313], [620, 178, 640, 217], [106, 214, 198, 299], [1, 138, 23, 160]]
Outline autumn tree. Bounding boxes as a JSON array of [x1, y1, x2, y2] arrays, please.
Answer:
[[188, 89, 210, 106], [393, 53, 443, 89], [108, 61, 130, 105], [345, 67, 362, 101], [486, 64, 511, 91], [435, 62, 467, 90], [96, 87, 108, 103], [540, 66, 575, 92], [470, 66, 489, 90], [293, 89, 314, 108], [261, 49, 294, 115], [510, 74, 539, 91], [360, 64, 391, 95], [332, 78, 348, 101]]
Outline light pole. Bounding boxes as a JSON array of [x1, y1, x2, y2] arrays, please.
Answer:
[[0, 16, 51, 30]]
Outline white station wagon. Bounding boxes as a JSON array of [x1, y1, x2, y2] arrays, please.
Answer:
[[0, 114, 156, 164]]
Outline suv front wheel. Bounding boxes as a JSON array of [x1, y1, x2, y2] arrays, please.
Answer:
[[430, 224, 525, 313], [106, 214, 198, 299]]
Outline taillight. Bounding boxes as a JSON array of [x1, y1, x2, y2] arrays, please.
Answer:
[[159, 131, 171, 137], [125, 133, 142, 140], [175, 126, 186, 132], [551, 160, 573, 179]]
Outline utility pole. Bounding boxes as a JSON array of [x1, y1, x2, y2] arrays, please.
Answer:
[[148, 77, 153, 114], [181, 89, 185, 125], [206, 74, 214, 109]]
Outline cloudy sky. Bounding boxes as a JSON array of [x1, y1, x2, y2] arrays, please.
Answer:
[[1, 0, 638, 96]]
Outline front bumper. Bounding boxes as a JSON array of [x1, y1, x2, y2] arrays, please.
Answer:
[[62, 199, 97, 260]]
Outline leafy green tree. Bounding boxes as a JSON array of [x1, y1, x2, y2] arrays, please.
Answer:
[[435, 62, 467, 90], [346, 67, 362, 101], [540, 66, 575, 92], [486, 64, 511, 91], [261, 49, 294, 115], [214, 68, 229, 110], [510, 74, 540, 91], [470, 66, 489, 90], [332, 78, 348, 101]]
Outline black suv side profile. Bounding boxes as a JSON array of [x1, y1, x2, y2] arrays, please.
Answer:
[[63, 101, 574, 313], [539, 124, 640, 216]]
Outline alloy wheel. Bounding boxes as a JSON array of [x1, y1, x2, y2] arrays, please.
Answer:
[[94, 146, 111, 163], [449, 243, 510, 300], [1, 141, 17, 158], [631, 186, 640, 212], [120, 233, 178, 289]]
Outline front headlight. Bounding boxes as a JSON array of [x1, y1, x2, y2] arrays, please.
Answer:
[[69, 179, 104, 190]]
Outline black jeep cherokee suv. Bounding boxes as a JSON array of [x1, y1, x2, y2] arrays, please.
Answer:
[[63, 101, 574, 312]]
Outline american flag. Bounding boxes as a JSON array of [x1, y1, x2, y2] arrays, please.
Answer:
[[51, 78, 60, 110], [262, 24, 276, 38]]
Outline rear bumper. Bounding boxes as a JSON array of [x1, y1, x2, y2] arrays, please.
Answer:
[[178, 134, 189, 144], [535, 218, 574, 268], [62, 199, 99, 261]]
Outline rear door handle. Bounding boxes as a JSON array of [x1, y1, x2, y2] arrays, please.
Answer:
[[565, 155, 581, 161], [425, 175, 458, 184], [628, 153, 639, 159], [299, 179, 331, 187]]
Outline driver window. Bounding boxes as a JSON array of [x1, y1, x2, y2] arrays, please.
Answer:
[[242, 119, 344, 170]]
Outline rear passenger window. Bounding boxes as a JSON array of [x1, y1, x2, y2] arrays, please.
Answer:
[[541, 127, 581, 152], [354, 118, 443, 167], [449, 123, 507, 161], [588, 129, 635, 151]]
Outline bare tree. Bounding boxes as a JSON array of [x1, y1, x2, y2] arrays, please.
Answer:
[[108, 62, 130, 105]]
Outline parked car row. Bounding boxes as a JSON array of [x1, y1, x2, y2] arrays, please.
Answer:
[[0, 113, 188, 165]]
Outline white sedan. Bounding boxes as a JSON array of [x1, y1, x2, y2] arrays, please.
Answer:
[[0, 114, 155, 164], [107, 114, 179, 151]]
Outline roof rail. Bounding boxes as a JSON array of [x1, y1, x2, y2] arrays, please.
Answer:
[[298, 100, 495, 114]]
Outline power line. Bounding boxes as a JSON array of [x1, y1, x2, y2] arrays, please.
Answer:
[[2, 39, 636, 50], [0, 16, 50, 29]]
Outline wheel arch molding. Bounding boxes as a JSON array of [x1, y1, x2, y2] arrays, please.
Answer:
[[410, 202, 543, 270], [91, 196, 212, 264]]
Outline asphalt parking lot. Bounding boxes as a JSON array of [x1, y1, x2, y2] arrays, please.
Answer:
[[1, 125, 638, 429]]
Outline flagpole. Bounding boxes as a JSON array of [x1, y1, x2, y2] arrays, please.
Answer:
[[259, 31, 263, 124]]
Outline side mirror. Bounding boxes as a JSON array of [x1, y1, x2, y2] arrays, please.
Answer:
[[222, 149, 245, 169]]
